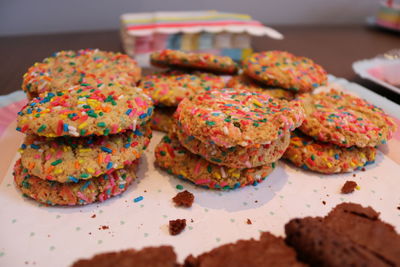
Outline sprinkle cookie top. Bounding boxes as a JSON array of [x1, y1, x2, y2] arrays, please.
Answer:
[[17, 84, 153, 137], [298, 89, 397, 147], [283, 131, 376, 174], [141, 70, 226, 106], [22, 49, 141, 99], [175, 88, 305, 147], [20, 125, 151, 183], [150, 49, 238, 74], [226, 75, 295, 100], [243, 51, 327, 93]]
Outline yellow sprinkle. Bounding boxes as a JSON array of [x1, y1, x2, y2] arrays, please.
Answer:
[[87, 168, 95, 174], [360, 153, 366, 159], [356, 185, 361, 190], [213, 172, 221, 180], [253, 100, 263, 107], [54, 168, 63, 174], [79, 148, 91, 153], [78, 122, 88, 129], [327, 163, 332, 168]]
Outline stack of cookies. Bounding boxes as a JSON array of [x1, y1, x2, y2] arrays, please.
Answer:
[[141, 49, 238, 133], [14, 49, 154, 205], [283, 88, 397, 173], [155, 88, 305, 189]]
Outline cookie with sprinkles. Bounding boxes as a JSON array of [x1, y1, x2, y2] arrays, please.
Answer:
[[283, 131, 376, 174], [19, 125, 151, 183], [155, 135, 276, 190], [176, 126, 290, 168], [151, 107, 176, 133], [226, 75, 295, 100], [175, 88, 305, 148], [17, 84, 153, 137], [140, 70, 226, 106], [298, 89, 397, 147], [150, 49, 238, 75], [22, 49, 141, 99], [242, 51, 327, 93], [14, 159, 138, 206]]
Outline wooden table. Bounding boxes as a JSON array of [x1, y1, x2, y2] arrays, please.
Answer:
[[0, 25, 399, 103]]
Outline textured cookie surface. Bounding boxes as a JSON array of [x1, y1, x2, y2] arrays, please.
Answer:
[[176, 127, 290, 168], [283, 131, 376, 173], [299, 89, 397, 147], [72, 246, 177, 267], [22, 49, 141, 99], [226, 75, 295, 100], [20, 125, 151, 183], [17, 85, 153, 137], [151, 107, 175, 133], [141, 70, 225, 106], [150, 49, 238, 74], [184, 232, 305, 267], [175, 88, 304, 147], [243, 50, 327, 93], [14, 159, 138, 206], [155, 135, 275, 190]]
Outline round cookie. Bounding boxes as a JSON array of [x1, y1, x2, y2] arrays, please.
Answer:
[[242, 51, 327, 93], [283, 131, 376, 174], [141, 70, 226, 106], [298, 89, 397, 147], [176, 127, 290, 168], [19, 125, 151, 183], [150, 49, 238, 75], [17, 84, 154, 137], [155, 135, 276, 190], [226, 75, 295, 100], [14, 159, 138, 206], [22, 49, 141, 99], [151, 107, 176, 133], [175, 88, 305, 148]]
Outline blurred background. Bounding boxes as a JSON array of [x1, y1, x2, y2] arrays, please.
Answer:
[[0, 0, 379, 36]]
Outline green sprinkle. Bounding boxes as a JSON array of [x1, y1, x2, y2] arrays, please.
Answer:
[[51, 159, 62, 166], [211, 158, 222, 163], [176, 184, 184, 190], [97, 122, 106, 127], [160, 151, 166, 156], [311, 155, 316, 160], [206, 121, 215, 126], [37, 125, 46, 132], [103, 128, 110, 136], [80, 173, 89, 179], [207, 165, 212, 173], [253, 122, 259, 127]]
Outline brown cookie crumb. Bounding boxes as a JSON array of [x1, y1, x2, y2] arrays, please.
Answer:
[[341, 181, 358, 194], [169, 219, 186, 235], [322, 201, 326, 205], [246, 219, 252, 225], [172, 190, 194, 207], [91, 214, 96, 218], [99, 225, 109, 230]]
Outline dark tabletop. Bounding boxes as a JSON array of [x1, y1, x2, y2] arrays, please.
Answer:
[[0, 25, 399, 103]]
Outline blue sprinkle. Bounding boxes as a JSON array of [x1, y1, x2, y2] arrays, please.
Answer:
[[68, 176, 79, 183], [234, 182, 240, 189], [106, 188, 111, 195], [17, 111, 23, 116], [119, 184, 125, 189], [30, 144, 40, 149], [21, 144, 27, 149], [125, 109, 132, 115], [334, 154, 340, 160], [27, 108, 32, 114], [147, 107, 153, 116], [252, 181, 259, 186], [30, 102, 37, 107], [134, 129, 143, 136], [139, 113, 147, 119], [63, 123, 69, 132], [124, 143, 131, 148], [16, 127, 22, 131], [133, 196, 144, 203], [81, 181, 91, 190], [106, 162, 113, 170], [101, 146, 112, 153]]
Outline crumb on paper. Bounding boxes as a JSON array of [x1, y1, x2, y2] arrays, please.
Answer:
[[341, 181, 358, 194], [169, 219, 186, 235], [172, 190, 194, 207], [246, 218, 252, 225]]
